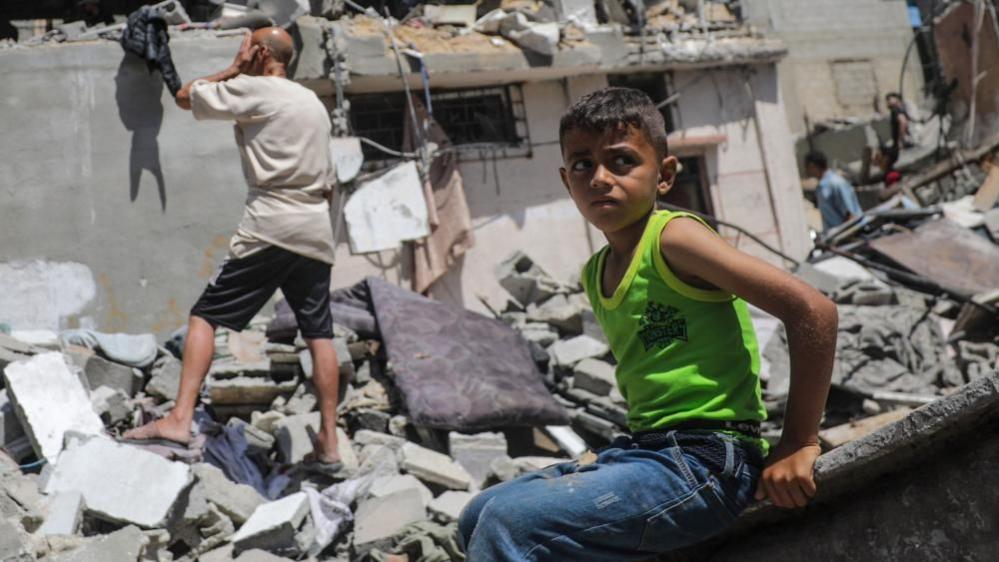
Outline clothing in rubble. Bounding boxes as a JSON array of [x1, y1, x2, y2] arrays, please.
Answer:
[[119, 5, 183, 96]]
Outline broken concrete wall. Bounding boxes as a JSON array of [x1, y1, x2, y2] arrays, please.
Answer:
[[326, 66, 807, 313], [0, 37, 248, 335], [0, 37, 806, 332], [743, 0, 924, 135], [672, 65, 810, 262]]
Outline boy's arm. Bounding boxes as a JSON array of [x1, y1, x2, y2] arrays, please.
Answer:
[[660, 218, 838, 509]]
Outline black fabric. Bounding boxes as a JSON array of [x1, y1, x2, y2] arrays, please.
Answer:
[[269, 277, 569, 431], [192, 245, 332, 338], [265, 280, 378, 342], [119, 6, 182, 96], [634, 419, 761, 440]]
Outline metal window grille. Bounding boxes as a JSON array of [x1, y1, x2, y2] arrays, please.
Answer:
[[347, 84, 531, 162]]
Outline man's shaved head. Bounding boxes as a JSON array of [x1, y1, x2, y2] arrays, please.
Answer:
[[251, 27, 294, 66]]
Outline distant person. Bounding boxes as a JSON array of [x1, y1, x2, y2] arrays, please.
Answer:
[[804, 150, 863, 232], [123, 29, 343, 472], [885, 92, 912, 171]]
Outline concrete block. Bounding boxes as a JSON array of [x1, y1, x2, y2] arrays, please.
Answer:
[[358, 444, 400, 477], [428, 491, 473, 522], [209, 377, 297, 405], [44, 437, 190, 528], [84, 355, 142, 397], [571, 409, 619, 441], [90, 386, 132, 426], [1, 470, 45, 531], [527, 294, 584, 334], [146, 355, 181, 401], [38, 491, 84, 536], [449, 431, 508, 489], [235, 549, 296, 561], [199, 544, 234, 562], [496, 252, 564, 307], [353, 429, 407, 451], [352, 408, 390, 433], [353, 488, 427, 549], [229, 418, 276, 456], [251, 410, 286, 435], [2, 352, 105, 462], [231, 492, 309, 553], [399, 442, 472, 490], [369, 474, 433, 509], [192, 463, 265, 525], [572, 358, 616, 396], [549, 335, 609, 368], [273, 414, 358, 469], [49, 525, 147, 562]]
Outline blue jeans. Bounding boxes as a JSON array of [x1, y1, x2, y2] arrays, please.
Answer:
[[458, 431, 760, 562]]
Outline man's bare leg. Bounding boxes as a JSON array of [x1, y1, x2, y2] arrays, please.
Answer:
[[306, 337, 341, 462], [122, 315, 216, 444]]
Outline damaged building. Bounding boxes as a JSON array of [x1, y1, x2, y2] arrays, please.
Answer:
[[1, 0, 806, 332]]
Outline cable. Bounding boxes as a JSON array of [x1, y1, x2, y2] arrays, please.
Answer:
[[659, 203, 800, 267]]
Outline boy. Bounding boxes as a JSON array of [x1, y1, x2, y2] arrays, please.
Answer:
[[458, 88, 838, 561]]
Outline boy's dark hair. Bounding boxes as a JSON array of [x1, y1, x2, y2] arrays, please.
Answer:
[[804, 150, 828, 169], [885, 92, 902, 101], [559, 87, 668, 159]]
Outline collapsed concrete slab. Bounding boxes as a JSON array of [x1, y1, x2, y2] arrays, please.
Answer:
[[672, 372, 999, 561], [368, 474, 434, 509], [231, 492, 308, 554], [2, 352, 105, 462], [44, 437, 190, 528]]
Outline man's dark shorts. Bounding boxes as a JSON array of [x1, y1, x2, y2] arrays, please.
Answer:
[[191, 245, 333, 339]]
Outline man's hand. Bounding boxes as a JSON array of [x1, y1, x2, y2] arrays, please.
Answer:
[[755, 440, 821, 508], [231, 32, 259, 74]]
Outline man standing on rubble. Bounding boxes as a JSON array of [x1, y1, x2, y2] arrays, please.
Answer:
[[805, 150, 864, 233], [124, 28, 343, 470]]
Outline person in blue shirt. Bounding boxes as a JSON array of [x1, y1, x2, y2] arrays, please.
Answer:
[[804, 150, 864, 232]]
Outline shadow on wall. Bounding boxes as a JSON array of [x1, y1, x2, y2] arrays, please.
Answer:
[[114, 54, 167, 211]]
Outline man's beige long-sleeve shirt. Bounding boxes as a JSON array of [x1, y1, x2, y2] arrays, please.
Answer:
[[191, 75, 335, 264]]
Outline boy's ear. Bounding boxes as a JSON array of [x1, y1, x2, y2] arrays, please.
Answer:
[[559, 167, 570, 192], [658, 155, 678, 196]]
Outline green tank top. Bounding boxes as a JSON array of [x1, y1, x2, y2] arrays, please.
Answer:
[[581, 210, 768, 453]]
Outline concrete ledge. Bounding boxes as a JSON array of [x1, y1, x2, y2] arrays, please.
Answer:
[[665, 372, 999, 560]]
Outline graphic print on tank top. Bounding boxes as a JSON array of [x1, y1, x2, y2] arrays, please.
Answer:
[[637, 302, 688, 351]]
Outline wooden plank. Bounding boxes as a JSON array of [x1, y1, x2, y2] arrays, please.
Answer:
[[972, 165, 999, 212], [819, 408, 912, 449]]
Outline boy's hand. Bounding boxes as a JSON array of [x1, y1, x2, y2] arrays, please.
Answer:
[[754, 440, 821, 509]]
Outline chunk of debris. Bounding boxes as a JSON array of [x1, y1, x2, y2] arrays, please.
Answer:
[[47, 524, 147, 562], [353, 488, 427, 550], [191, 463, 265, 525], [572, 358, 617, 396], [2, 352, 105, 462], [428, 490, 473, 522], [44, 436, 190, 528], [231, 491, 309, 554], [38, 491, 84, 536], [398, 442, 472, 490], [549, 335, 609, 368], [449, 431, 508, 490], [368, 474, 434, 509]]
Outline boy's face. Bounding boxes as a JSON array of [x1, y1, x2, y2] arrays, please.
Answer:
[[560, 125, 676, 235]]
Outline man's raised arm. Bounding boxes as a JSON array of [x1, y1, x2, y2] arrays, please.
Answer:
[[175, 32, 258, 111]]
